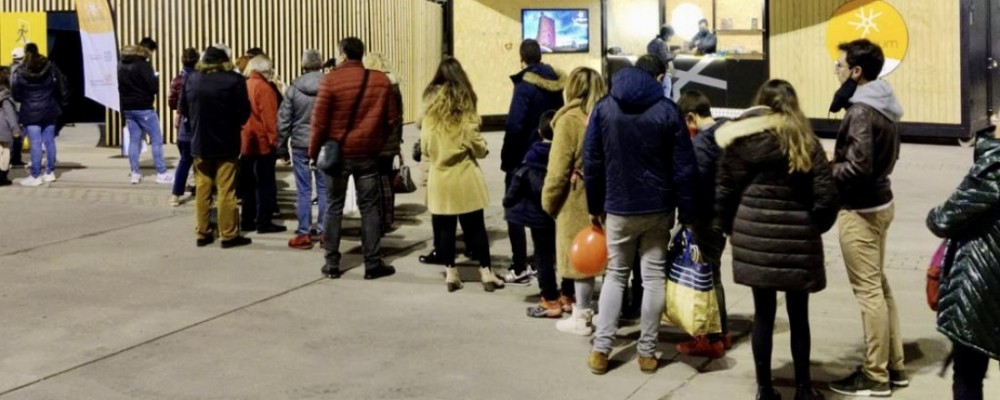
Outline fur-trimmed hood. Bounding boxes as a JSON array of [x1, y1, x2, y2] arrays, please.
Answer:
[[511, 63, 566, 93], [20, 55, 53, 80], [121, 45, 151, 64], [196, 61, 237, 74], [714, 106, 779, 149]]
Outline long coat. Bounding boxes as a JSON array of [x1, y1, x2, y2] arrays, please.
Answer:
[[928, 135, 1000, 359], [420, 89, 489, 216], [542, 100, 601, 279], [714, 112, 839, 292]]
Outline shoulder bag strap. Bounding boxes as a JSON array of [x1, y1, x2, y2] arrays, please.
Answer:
[[341, 69, 371, 141]]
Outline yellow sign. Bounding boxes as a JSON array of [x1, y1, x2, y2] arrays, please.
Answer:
[[76, 0, 114, 33], [0, 12, 48, 64], [826, 0, 909, 77]]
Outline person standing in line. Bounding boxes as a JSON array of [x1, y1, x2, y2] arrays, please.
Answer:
[[584, 55, 696, 375], [309, 37, 398, 280], [119, 41, 172, 185], [12, 43, 69, 187], [365, 53, 404, 235], [501, 39, 566, 284], [715, 80, 839, 400], [827, 39, 908, 398], [8, 48, 24, 168], [168, 48, 200, 206], [420, 57, 505, 292], [180, 45, 252, 248], [647, 24, 676, 98], [0, 67, 21, 186], [543, 66, 607, 335], [927, 128, 1000, 400], [239, 55, 286, 234], [280, 49, 328, 249]]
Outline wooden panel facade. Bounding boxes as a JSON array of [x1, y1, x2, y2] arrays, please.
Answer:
[[769, 0, 961, 124], [1, 0, 443, 145]]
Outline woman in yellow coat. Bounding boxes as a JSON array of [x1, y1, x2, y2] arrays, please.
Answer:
[[542, 67, 607, 335], [421, 57, 505, 292]]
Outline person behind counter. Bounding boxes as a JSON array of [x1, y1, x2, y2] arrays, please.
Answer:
[[688, 19, 717, 55]]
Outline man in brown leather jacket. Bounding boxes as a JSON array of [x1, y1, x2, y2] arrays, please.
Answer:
[[827, 39, 907, 398]]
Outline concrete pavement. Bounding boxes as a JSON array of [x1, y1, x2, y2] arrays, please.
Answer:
[[0, 124, 995, 399]]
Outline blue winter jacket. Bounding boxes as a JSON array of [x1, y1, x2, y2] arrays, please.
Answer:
[[503, 140, 555, 229], [583, 67, 696, 222], [501, 63, 565, 173]]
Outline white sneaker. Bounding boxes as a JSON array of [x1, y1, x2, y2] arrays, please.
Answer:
[[170, 195, 181, 207], [20, 176, 43, 187], [556, 308, 594, 336], [155, 173, 174, 184], [130, 173, 142, 184], [42, 172, 56, 183]]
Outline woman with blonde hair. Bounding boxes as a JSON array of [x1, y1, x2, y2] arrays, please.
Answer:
[[541, 67, 607, 334], [239, 55, 285, 233], [421, 57, 505, 292], [714, 79, 838, 400], [365, 53, 404, 234]]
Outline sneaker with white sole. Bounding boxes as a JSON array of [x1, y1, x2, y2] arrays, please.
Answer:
[[42, 172, 56, 183], [20, 176, 43, 187], [499, 265, 534, 286], [155, 173, 174, 184], [130, 173, 142, 185], [889, 369, 909, 387], [830, 367, 892, 397], [556, 308, 594, 336], [170, 195, 181, 207]]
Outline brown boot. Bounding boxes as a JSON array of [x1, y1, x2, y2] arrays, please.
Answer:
[[638, 355, 659, 374], [588, 351, 609, 375]]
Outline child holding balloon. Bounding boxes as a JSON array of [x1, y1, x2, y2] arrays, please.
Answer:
[[504, 110, 575, 318]]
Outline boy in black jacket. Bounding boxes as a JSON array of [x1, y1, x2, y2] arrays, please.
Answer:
[[504, 111, 574, 318]]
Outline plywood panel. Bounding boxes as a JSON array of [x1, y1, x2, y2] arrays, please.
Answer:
[[454, 0, 602, 116], [1, 0, 444, 145], [769, 0, 961, 124]]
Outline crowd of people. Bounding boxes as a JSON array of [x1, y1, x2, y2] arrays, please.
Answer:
[[0, 28, 997, 399]]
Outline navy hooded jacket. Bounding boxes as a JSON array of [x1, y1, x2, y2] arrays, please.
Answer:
[[583, 67, 696, 222], [503, 140, 555, 229], [501, 63, 564, 173]]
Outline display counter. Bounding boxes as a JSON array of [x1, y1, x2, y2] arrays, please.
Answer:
[[670, 54, 766, 110]]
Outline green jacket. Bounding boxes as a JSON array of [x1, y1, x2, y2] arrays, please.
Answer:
[[927, 134, 1000, 359]]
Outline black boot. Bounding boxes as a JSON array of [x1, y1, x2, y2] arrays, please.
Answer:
[[0, 170, 11, 186], [794, 385, 823, 400], [757, 386, 781, 400]]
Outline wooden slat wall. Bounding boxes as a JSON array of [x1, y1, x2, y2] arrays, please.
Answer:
[[1, 0, 444, 146], [769, 0, 961, 124]]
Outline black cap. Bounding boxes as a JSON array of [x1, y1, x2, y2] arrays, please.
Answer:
[[202, 46, 230, 64]]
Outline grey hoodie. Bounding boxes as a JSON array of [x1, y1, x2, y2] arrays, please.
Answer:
[[850, 79, 904, 122], [0, 89, 21, 144], [278, 71, 324, 150]]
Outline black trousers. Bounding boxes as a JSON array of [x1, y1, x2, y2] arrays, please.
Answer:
[[752, 289, 811, 387], [530, 227, 575, 301], [505, 173, 528, 270], [239, 153, 278, 228], [953, 340, 997, 400], [432, 210, 491, 267], [10, 135, 23, 164]]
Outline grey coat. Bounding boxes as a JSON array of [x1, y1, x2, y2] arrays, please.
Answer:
[[0, 89, 21, 144], [278, 71, 323, 150]]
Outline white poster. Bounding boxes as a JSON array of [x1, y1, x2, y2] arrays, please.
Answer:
[[76, 0, 119, 111]]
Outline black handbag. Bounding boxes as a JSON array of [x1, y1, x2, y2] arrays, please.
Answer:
[[392, 154, 418, 193], [317, 69, 371, 172]]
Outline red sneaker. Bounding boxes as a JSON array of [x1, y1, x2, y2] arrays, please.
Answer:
[[288, 234, 314, 250], [676, 335, 725, 359]]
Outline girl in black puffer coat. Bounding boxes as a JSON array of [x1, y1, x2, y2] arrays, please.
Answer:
[[714, 80, 839, 400], [927, 128, 1000, 400]]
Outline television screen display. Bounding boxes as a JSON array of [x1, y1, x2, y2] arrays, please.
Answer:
[[521, 9, 590, 53]]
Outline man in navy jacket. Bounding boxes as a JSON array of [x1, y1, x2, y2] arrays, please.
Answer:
[[583, 55, 696, 375], [500, 39, 565, 283]]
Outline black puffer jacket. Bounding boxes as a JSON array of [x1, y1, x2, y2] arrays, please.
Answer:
[[180, 58, 251, 159], [11, 55, 70, 126], [927, 134, 1000, 359], [504, 141, 555, 229], [715, 110, 839, 292], [118, 45, 158, 111]]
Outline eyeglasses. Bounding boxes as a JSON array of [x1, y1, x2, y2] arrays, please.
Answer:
[[834, 62, 849, 73]]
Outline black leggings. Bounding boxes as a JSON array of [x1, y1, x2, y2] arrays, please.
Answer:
[[432, 210, 491, 267], [752, 289, 811, 387], [530, 227, 574, 301], [953, 340, 997, 400]]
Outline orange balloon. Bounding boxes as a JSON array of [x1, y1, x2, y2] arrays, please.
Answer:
[[569, 226, 608, 276]]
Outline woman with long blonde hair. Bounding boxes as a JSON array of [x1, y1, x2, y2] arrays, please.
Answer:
[[541, 67, 607, 334], [421, 57, 505, 292], [714, 79, 838, 400]]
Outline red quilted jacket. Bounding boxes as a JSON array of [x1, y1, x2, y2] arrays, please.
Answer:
[[309, 60, 399, 160]]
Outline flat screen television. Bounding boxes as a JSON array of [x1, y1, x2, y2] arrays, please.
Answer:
[[521, 9, 590, 53]]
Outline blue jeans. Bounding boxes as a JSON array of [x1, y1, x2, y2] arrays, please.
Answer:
[[26, 125, 56, 178], [124, 110, 167, 174], [292, 149, 327, 235], [172, 140, 194, 196], [593, 213, 673, 358]]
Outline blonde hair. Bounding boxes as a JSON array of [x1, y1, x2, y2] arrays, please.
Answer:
[[243, 55, 273, 78], [424, 57, 477, 124], [754, 79, 814, 173], [365, 52, 391, 73], [564, 67, 606, 115]]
